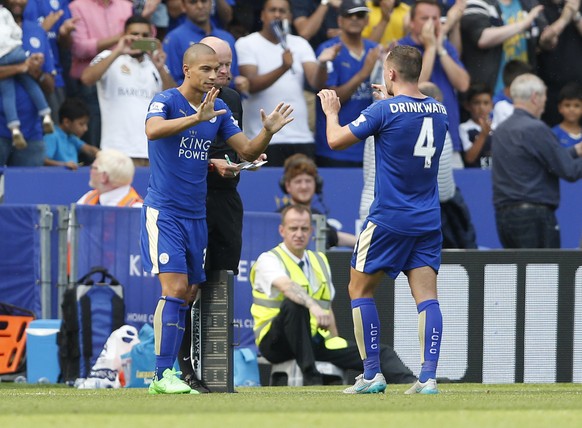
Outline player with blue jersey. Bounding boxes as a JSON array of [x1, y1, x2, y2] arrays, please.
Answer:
[[142, 43, 293, 395], [318, 45, 447, 395]]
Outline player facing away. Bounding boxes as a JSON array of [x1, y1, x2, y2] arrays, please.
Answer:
[[142, 43, 293, 395], [318, 44, 448, 395]]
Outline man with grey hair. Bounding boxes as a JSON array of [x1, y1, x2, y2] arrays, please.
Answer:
[[77, 149, 143, 207], [492, 73, 582, 248]]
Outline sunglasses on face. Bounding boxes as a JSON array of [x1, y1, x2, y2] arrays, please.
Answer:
[[342, 11, 368, 19]]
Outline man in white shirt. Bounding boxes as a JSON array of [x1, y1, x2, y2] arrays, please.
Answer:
[[81, 15, 175, 166], [235, 0, 340, 165]]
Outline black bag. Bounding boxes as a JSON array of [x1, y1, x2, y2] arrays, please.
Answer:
[[57, 267, 125, 383]]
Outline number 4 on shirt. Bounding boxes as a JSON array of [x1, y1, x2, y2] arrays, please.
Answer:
[[413, 117, 436, 168]]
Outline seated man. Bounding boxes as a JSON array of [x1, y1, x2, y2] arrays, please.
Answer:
[[250, 204, 416, 386], [77, 149, 143, 207], [279, 153, 357, 249]]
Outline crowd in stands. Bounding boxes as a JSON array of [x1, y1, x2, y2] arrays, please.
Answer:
[[1, 0, 582, 247]]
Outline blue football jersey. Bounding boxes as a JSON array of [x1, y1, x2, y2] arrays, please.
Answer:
[[552, 125, 581, 148], [144, 88, 242, 218], [349, 95, 449, 234]]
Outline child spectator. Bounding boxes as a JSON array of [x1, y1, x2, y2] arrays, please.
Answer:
[[44, 98, 98, 170], [491, 59, 532, 129], [459, 83, 493, 169], [0, 4, 54, 150], [552, 83, 582, 149]]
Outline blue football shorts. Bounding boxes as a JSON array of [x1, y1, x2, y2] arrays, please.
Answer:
[[140, 206, 207, 285], [351, 219, 442, 279]]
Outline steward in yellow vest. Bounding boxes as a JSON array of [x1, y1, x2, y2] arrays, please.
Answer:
[[250, 244, 333, 346], [249, 205, 416, 386]]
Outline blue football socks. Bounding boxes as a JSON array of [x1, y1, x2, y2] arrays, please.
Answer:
[[153, 296, 186, 379], [417, 299, 442, 382], [351, 297, 381, 380]]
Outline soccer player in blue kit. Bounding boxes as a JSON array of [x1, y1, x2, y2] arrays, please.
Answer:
[[142, 43, 294, 395], [318, 45, 448, 395]]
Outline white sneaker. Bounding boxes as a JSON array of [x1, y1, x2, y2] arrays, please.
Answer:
[[42, 114, 54, 134], [404, 378, 438, 395], [12, 128, 27, 150], [343, 373, 386, 394]]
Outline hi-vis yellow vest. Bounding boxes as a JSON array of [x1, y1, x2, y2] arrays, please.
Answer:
[[250, 245, 332, 346]]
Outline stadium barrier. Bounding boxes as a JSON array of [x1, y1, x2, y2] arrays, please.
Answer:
[[3, 167, 582, 249], [329, 251, 582, 384], [1, 204, 582, 383]]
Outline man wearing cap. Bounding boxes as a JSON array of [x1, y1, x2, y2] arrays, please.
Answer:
[[314, 0, 382, 167]]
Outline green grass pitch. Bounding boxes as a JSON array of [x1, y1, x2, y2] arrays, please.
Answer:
[[1, 383, 581, 428]]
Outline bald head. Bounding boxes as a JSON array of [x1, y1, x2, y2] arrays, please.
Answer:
[[419, 82, 443, 102], [181, 43, 219, 96], [183, 43, 216, 66], [200, 37, 231, 58], [199, 37, 232, 88]]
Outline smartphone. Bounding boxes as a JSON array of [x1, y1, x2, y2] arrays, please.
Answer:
[[130, 38, 158, 52]]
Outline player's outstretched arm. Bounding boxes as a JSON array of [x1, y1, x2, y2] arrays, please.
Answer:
[[227, 102, 294, 161], [317, 89, 359, 150], [145, 87, 227, 140]]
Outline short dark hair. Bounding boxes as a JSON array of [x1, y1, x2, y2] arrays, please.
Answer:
[[465, 82, 493, 103], [502, 60, 532, 88], [386, 45, 422, 82], [558, 82, 582, 103], [58, 98, 90, 123], [124, 15, 151, 31], [410, 0, 440, 20], [280, 204, 312, 225]]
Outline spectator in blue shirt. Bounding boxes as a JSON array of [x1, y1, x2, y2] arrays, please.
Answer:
[[0, 0, 56, 167], [163, 0, 238, 84], [44, 98, 98, 170], [398, 0, 469, 164], [552, 82, 582, 149], [314, 0, 381, 167]]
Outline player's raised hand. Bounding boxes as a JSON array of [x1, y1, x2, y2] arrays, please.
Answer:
[[317, 89, 341, 116], [372, 84, 388, 100], [261, 102, 294, 134], [195, 87, 227, 122]]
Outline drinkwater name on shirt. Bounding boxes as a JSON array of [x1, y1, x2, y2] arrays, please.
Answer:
[[389, 102, 447, 115]]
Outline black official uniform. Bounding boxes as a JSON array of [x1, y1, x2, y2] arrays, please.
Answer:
[[205, 86, 244, 274]]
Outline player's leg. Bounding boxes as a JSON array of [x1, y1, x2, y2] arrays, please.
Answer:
[[403, 231, 442, 395], [140, 207, 197, 394], [344, 220, 413, 393], [153, 273, 191, 383], [343, 267, 387, 393]]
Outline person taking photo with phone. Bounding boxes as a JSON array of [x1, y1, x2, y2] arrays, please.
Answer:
[[81, 15, 175, 166]]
